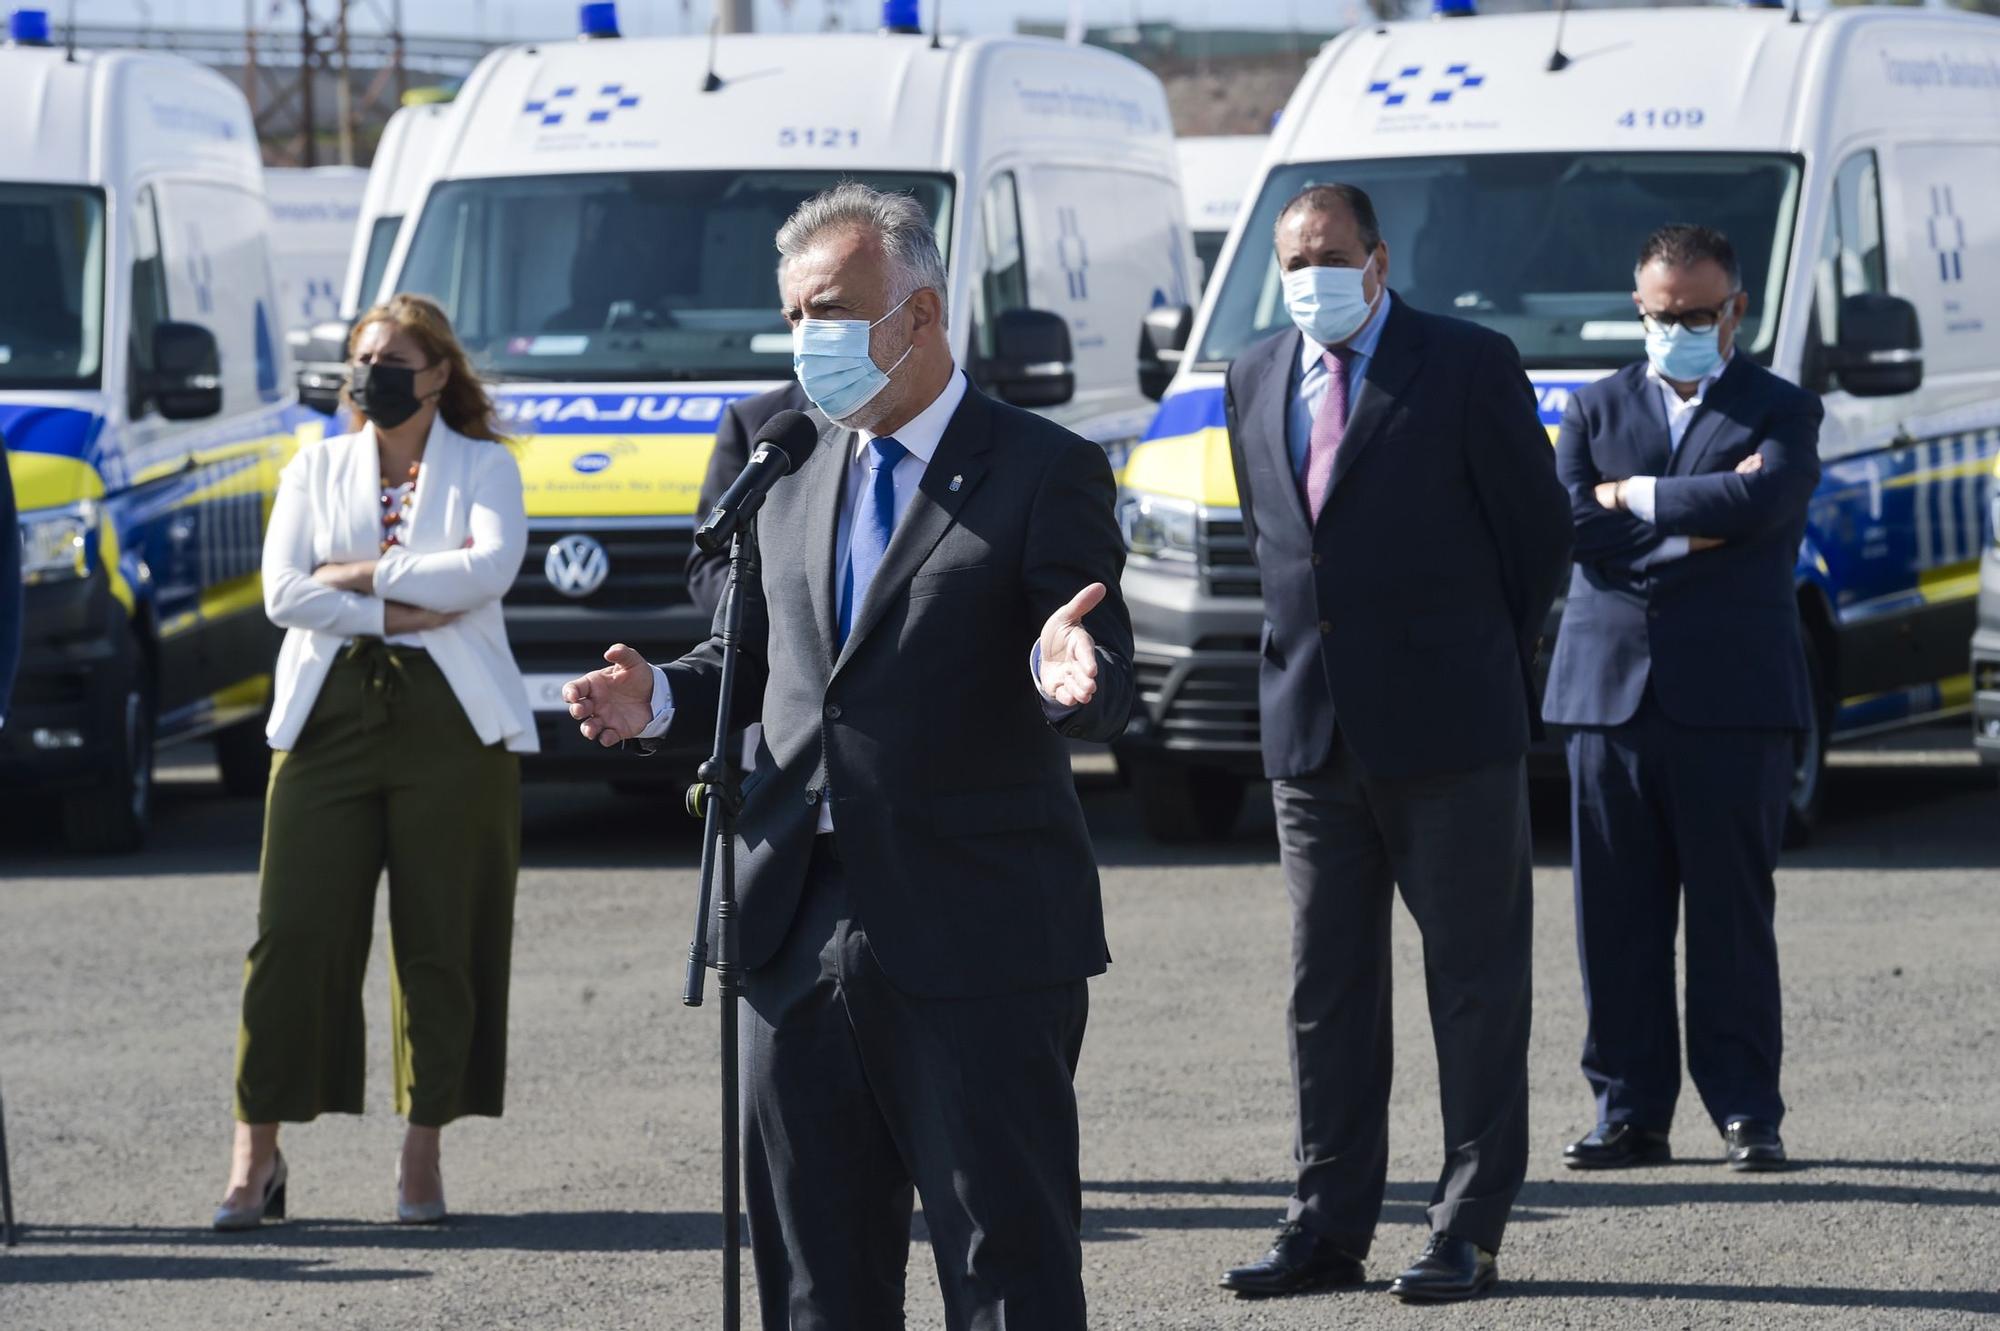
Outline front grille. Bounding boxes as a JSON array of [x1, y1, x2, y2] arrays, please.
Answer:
[[1199, 511, 1261, 599], [512, 524, 694, 611], [1133, 651, 1260, 752]]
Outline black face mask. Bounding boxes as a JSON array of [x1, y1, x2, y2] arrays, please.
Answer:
[[349, 362, 432, 430]]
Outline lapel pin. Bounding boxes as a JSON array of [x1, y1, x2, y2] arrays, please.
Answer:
[[949, 474, 963, 492]]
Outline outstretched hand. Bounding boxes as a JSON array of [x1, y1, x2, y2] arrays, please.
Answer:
[[1039, 583, 1106, 709], [563, 643, 657, 747]]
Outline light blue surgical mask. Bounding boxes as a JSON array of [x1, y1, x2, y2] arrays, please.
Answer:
[[1645, 322, 1724, 383], [1281, 256, 1378, 348], [791, 292, 916, 423]]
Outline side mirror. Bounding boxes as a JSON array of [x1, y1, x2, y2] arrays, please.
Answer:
[[150, 322, 223, 421], [983, 308, 1075, 409], [1832, 292, 1923, 398], [293, 317, 355, 416], [1138, 303, 1193, 402]]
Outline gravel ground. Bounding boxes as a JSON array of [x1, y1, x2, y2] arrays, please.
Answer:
[[1, 750, 1996, 1329]]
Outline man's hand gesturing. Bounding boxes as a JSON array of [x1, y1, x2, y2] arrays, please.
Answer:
[[1039, 583, 1106, 709], [563, 644, 657, 747]]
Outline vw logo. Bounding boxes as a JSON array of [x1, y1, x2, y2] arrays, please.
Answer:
[[544, 533, 610, 599]]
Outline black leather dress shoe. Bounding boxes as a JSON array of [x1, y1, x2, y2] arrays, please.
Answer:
[[1218, 1221, 1365, 1298], [1388, 1234, 1497, 1304], [1563, 1122, 1672, 1170], [1724, 1119, 1787, 1171]]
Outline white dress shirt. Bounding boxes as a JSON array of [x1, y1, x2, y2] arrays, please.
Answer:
[[639, 368, 990, 833], [1623, 349, 1734, 567]]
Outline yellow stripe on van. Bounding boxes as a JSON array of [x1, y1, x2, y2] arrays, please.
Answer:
[[1918, 560, 1981, 604], [505, 432, 718, 518], [200, 572, 266, 622], [1120, 427, 1241, 508], [210, 672, 273, 715], [9, 451, 106, 510]]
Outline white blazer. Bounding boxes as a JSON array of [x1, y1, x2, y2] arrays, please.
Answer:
[[263, 416, 540, 754]]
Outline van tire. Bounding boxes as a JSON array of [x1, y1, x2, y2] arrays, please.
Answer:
[[62, 635, 156, 855], [1131, 760, 1246, 843], [215, 717, 273, 799], [1783, 632, 1834, 849]]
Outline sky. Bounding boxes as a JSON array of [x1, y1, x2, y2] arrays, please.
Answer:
[[70, 0, 1358, 41]]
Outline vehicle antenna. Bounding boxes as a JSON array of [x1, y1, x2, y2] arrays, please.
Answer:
[[701, 13, 723, 91], [65, 0, 77, 61], [930, 0, 943, 49], [1546, 0, 1571, 72]]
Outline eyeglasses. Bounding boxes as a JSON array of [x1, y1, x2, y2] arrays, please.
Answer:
[[1638, 296, 1741, 335]]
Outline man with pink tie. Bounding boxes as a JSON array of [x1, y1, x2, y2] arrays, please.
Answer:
[[1214, 183, 1571, 1304]]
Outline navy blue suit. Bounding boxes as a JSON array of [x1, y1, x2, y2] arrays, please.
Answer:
[[0, 437, 21, 730], [1543, 354, 1822, 1135], [1224, 297, 1570, 1256], [1225, 299, 1573, 784]]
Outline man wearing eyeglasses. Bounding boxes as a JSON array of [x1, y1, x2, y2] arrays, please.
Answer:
[[1543, 223, 1823, 1176]]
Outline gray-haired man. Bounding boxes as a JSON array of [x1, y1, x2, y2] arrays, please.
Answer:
[[563, 184, 1135, 1328]]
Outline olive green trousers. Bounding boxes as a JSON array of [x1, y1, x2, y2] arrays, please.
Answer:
[[234, 641, 521, 1128]]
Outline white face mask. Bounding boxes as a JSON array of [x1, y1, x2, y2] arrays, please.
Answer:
[[1281, 256, 1379, 348], [790, 291, 916, 424]]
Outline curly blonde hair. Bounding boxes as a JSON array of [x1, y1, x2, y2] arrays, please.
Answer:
[[346, 293, 505, 442]]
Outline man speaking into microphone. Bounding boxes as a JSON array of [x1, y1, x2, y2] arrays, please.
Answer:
[[562, 184, 1133, 1330]]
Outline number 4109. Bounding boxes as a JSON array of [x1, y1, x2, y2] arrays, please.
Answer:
[[1618, 108, 1705, 128]]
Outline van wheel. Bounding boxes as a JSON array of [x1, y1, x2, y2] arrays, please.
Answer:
[[1783, 633, 1834, 849], [1130, 760, 1246, 843], [62, 638, 156, 854], [215, 717, 273, 799]]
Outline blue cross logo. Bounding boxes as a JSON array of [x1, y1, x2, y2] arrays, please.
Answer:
[[1366, 63, 1485, 107], [1927, 184, 1966, 284], [1056, 206, 1089, 302], [523, 83, 641, 128]]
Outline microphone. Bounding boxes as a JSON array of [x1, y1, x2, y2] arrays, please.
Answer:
[[694, 409, 821, 553]]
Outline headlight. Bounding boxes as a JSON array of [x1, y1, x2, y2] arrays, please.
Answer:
[[19, 500, 97, 584], [1117, 491, 1199, 568]]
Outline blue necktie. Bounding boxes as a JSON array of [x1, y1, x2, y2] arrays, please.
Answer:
[[839, 436, 907, 646]]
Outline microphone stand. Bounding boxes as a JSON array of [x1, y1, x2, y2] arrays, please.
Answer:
[[682, 520, 756, 1331]]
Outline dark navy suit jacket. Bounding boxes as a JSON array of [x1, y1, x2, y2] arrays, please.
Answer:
[[1541, 356, 1822, 732], [1224, 297, 1572, 783], [0, 437, 20, 728]]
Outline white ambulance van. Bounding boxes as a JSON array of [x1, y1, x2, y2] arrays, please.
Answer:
[[1177, 134, 1268, 294], [1, 11, 301, 850], [370, 12, 1197, 774], [263, 165, 366, 336], [1123, 5, 2000, 843]]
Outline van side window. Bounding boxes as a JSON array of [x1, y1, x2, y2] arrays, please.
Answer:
[[128, 184, 170, 417], [974, 171, 1029, 359], [1813, 150, 1886, 350]]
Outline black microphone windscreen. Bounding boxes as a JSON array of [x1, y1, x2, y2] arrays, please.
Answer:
[[752, 410, 821, 475]]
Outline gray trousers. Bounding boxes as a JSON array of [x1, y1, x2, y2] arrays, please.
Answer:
[[1274, 739, 1533, 1256], [741, 840, 1091, 1331]]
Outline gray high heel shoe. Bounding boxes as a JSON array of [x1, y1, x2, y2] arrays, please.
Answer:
[[212, 1151, 287, 1231], [395, 1163, 447, 1225]]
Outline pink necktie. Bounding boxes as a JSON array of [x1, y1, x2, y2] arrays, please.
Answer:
[[1304, 348, 1352, 521]]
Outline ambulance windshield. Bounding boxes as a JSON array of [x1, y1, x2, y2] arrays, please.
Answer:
[[1197, 152, 1802, 371], [398, 169, 953, 383], [0, 185, 104, 390]]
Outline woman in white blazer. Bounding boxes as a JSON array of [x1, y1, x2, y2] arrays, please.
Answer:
[[214, 295, 535, 1231]]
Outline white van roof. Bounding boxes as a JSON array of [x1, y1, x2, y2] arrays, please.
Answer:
[[1177, 135, 1268, 233], [0, 44, 261, 191], [1273, 7, 2000, 162], [436, 32, 1179, 181], [362, 101, 459, 222]]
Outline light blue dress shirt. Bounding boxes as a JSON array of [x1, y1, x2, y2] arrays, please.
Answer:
[[1286, 291, 1394, 480]]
